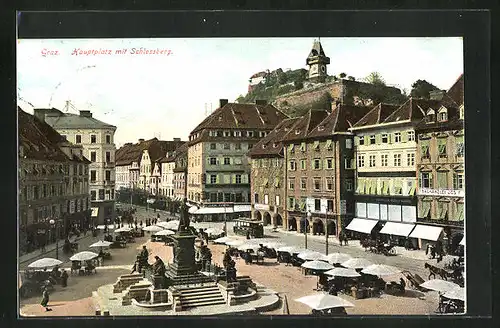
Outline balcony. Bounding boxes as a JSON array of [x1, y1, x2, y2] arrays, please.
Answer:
[[105, 161, 115, 168], [104, 180, 115, 186], [417, 217, 464, 227]]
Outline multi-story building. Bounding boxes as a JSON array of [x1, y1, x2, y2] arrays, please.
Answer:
[[173, 142, 189, 201], [159, 153, 176, 198], [19, 108, 90, 254], [34, 108, 116, 224], [249, 117, 300, 227], [348, 99, 440, 244], [414, 74, 464, 253], [114, 137, 184, 193], [187, 99, 287, 219]]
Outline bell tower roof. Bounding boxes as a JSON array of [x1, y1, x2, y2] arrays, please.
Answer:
[[306, 39, 330, 65]]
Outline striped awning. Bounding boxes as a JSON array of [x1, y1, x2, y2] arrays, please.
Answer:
[[346, 218, 378, 234]]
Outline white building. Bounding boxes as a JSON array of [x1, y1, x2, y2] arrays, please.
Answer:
[[34, 108, 116, 224], [159, 154, 176, 198]]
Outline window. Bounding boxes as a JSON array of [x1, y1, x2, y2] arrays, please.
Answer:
[[381, 134, 388, 143], [216, 131, 223, 137], [259, 131, 267, 138], [369, 155, 376, 167], [300, 159, 307, 170], [224, 158, 230, 165], [288, 178, 295, 190], [327, 200, 334, 212], [248, 143, 253, 149], [357, 155, 365, 167], [393, 154, 402, 166], [408, 131, 415, 141], [313, 159, 321, 170], [210, 175, 217, 184], [314, 178, 321, 191], [91, 190, 96, 200], [345, 157, 354, 169], [314, 199, 321, 212], [224, 130, 231, 137], [288, 197, 295, 210], [325, 158, 333, 169], [275, 195, 280, 206], [439, 111, 448, 122], [223, 143, 230, 150], [288, 160, 296, 171], [459, 106, 464, 120], [235, 174, 242, 184], [60, 135, 67, 141], [75, 135, 82, 144], [369, 135, 376, 145], [301, 178, 307, 190], [90, 170, 96, 182], [394, 132, 401, 143], [210, 143, 216, 150], [420, 172, 433, 188], [437, 172, 448, 189], [326, 177, 333, 190], [438, 139, 447, 157], [247, 131, 254, 137], [90, 135, 97, 144], [209, 157, 217, 165], [345, 139, 352, 149], [235, 143, 241, 150], [264, 194, 269, 205], [359, 137, 365, 146], [234, 131, 241, 137], [106, 135, 111, 144], [453, 172, 464, 189], [106, 151, 111, 163], [346, 179, 353, 191], [254, 193, 259, 203], [98, 189, 104, 200], [381, 154, 388, 167], [90, 151, 96, 162], [406, 153, 415, 166]]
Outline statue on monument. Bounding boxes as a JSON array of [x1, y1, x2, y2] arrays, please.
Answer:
[[178, 198, 191, 233]]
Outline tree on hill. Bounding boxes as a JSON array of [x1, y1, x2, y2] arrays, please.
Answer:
[[410, 79, 440, 99], [365, 72, 386, 86], [339, 72, 346, 79]]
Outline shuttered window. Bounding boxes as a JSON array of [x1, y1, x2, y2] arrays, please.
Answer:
[[437, 172, 448, 189], [456, 203, 464, 220], [418, 201, 431, 218], [455, 135, 464, 157], [438, 138, 447, 157], [421, 140, 430, 158]]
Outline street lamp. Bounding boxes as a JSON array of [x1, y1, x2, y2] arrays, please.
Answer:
[[325, 211, 329, 255], [49, 218, 59, 259], [305, 210, 311, 249]]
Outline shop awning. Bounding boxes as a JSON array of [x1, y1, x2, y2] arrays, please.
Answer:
[[459, 236, 465, 246], [188, 206, 198, 214], [193, 204, 251, 215], [345, 218, 379, 234], [379, 222, 416, 237], [233, 204, 251, 213], [409, 224, 443, 241], [91, 207, 99, 217]]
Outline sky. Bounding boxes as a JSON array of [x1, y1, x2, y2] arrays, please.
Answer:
[[17, 37, 463, 147]]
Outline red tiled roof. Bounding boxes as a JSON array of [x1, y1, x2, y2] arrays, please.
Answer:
[[414, 105, 463, 132], [190, 102, 288, 134], [442, 74, 464, 107], [115, 138, 185, 166], [18, 107, 72, 162], [248, 117, 301, 157], [308, 104, 372, 138], [352, 103, 399, 128], [281, 109, 329, 142]]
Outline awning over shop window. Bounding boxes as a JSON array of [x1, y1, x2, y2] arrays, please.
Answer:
[[345, 218, 379, 234], [91, 207, 99, 217], [380, 222, 416, 237], [409, 224, 443, 241], [193, 205, 251, 215]]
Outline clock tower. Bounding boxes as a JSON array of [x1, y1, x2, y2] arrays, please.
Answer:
[[306, 39, 330, 83]]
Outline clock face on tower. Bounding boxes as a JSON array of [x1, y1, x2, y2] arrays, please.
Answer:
[[320, 65, 326, 73]]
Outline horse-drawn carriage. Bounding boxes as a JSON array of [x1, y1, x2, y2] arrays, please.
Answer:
[[360, 238, 396, 256], [424, 258, 464, 287]]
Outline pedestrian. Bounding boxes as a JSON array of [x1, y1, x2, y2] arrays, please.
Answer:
[[140, 220, 143, 227], [40, 286, 52, 311], [61, 269, 68, 287]]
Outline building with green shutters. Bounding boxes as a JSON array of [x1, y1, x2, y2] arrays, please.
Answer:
[[415, 74, 464, 254]]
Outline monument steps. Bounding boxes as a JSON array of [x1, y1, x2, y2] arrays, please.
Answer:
[[178, 284, 226, 308]]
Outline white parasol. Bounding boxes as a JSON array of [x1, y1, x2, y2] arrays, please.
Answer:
[[205, 227, 225, 236], [237, 243, 261, 251], [96, 224, 115, 230], [70, 251, 99, 261], [213, 236, 234, 244], [324, 253, 352, 264], [324, 267, 361, 278], [156, 221, 171, 229], [295, 293, 355, 310], [442, 287, 465, 301], [89, 240, 113, 248], [225, 239, 245, 247], [277, 246, 305, 254], [114, 227, 132, 233], [420, 279, 460, 293], [301, 260, 334, 271], [264, 242, 287, 250], [297, 250, 327, 261], [28, 258, 63, 269], [154, 229, 175, 236], [142, 225, 163, 232], [361, 264, 401, 277], [341, 258, 373, 269]]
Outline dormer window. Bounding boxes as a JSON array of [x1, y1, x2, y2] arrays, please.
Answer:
[[438, 107, 448, 122], [459, 105, 464, 120], [426, 109, 436, 123], [224, 130, 231, 137], [318, 126, 325, 131], [295, 130, 301, 135], [273, 143, 278, 148]]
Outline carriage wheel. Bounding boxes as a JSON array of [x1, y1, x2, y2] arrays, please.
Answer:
[[389, 248, 396, 255], [429, 273, 435, 280]]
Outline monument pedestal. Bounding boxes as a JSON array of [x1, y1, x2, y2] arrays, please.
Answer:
[[166, 232, 197, 276]]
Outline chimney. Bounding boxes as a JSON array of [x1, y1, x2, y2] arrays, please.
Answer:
[[255, 99, 267, 106], [219, 99, 229, 108], [173, 138, 181, 142], [79, 110, 92, 118], [138, 138, 145, 143]]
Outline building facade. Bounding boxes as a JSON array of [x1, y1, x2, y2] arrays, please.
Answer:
[[249, 117, 300, 227], [187, 99, 287, 210], [415, 74, 464, 253], [19, 108, 91, 254], [159, 154, 176, 198], [34, 108, 116, 225], [173, 142, 189, 201]]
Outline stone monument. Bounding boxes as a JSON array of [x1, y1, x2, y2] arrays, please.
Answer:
[[165, 199, 198, 278]]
